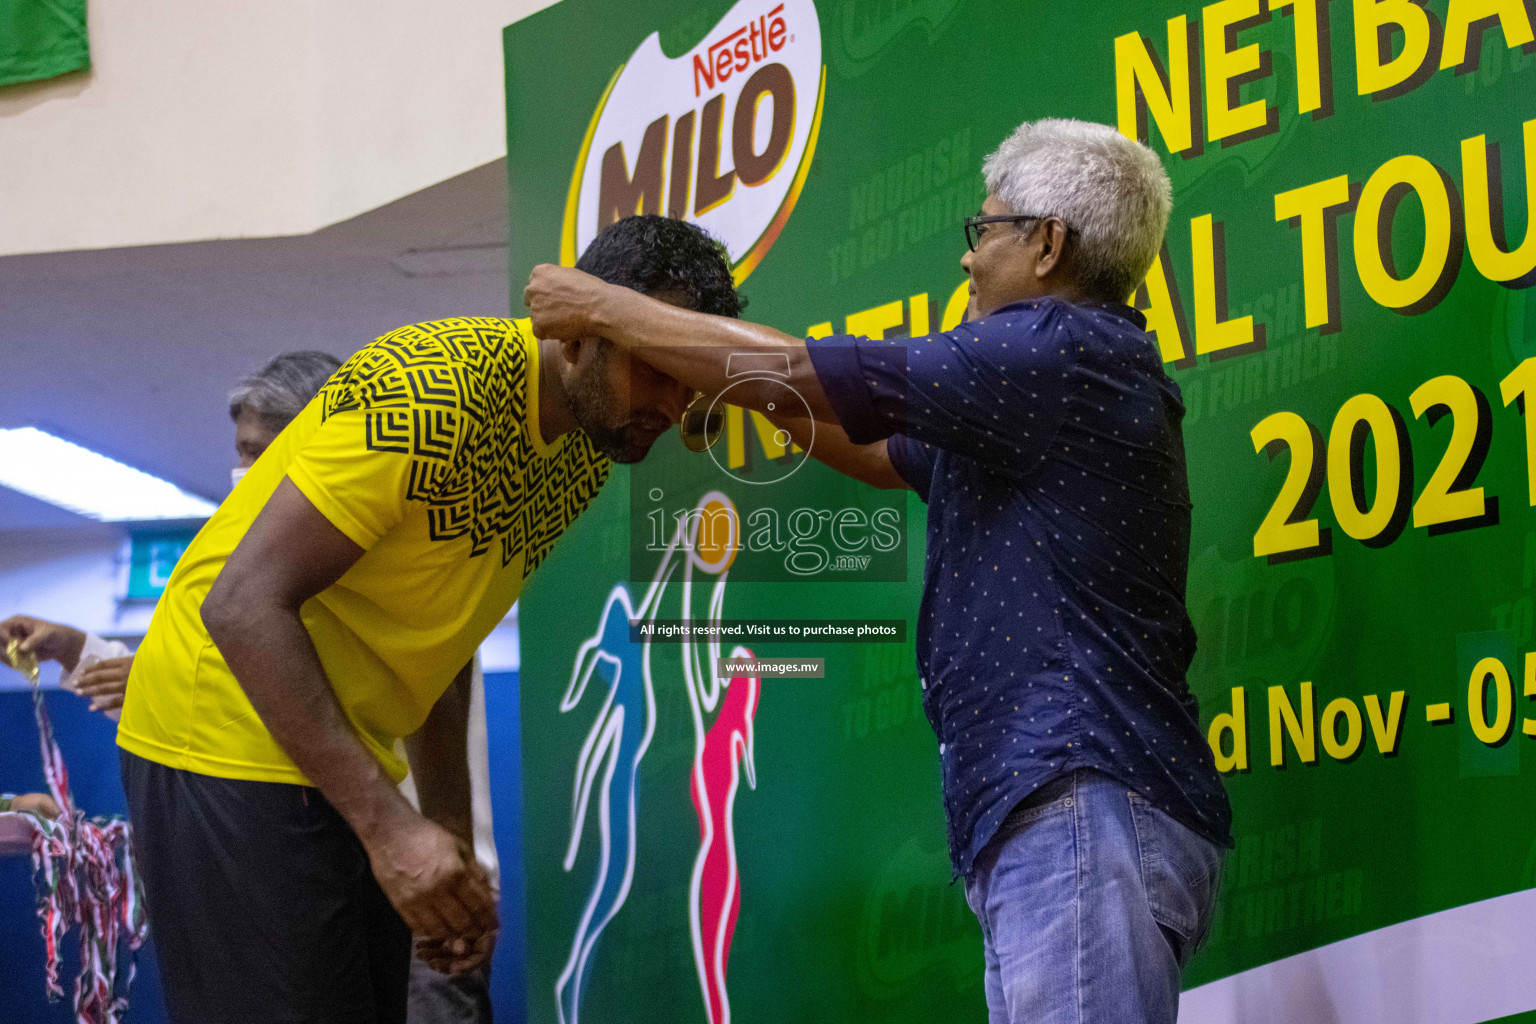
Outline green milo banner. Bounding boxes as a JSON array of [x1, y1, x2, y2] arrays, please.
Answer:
[[504, 1, 1536, 1021]]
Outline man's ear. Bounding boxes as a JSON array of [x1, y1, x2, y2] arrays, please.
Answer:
[[559, 337, 584, 367], [1033, 218, 1070, 280]]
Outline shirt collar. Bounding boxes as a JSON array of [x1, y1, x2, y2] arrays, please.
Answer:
[[988, 297, 1147, 331]]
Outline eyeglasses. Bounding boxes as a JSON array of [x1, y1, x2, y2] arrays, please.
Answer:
[[964, 214, 1070, 252]]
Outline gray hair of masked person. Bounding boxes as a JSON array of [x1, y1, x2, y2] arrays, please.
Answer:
[[982, 118, 1172, 302], [228, 350, 343, 431]]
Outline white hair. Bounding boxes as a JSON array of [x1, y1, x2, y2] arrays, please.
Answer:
[[982, 118, 1172, 301], [229, 350, 342, 430]]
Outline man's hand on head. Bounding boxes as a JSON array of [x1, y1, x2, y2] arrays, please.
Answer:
[[524, 264, 614, 342], [528, 257, 840, 427]]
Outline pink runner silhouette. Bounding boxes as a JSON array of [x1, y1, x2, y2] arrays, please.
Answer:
[[688, 651, 760, 1024]]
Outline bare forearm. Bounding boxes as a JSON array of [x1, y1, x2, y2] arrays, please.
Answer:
[[766, 412, 909, 491], [404, 661, 474, 846], [51, 626, 88, 674], [1, 617, 88, 673], [205, 598, 414, 845], [591, 286, 840, 422]]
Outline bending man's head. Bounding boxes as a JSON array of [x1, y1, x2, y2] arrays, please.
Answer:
[[229, 350, 342, 468], [562, 214, 742, 463], [963, 119, 1171, 316]]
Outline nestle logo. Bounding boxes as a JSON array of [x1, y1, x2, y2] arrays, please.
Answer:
[[692, 3, 789, 98]]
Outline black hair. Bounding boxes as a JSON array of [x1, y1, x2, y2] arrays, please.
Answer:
[[576, 215, 744, 318]]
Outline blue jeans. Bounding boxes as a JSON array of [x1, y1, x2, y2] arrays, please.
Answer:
[[963, 770, 1224, 1024]]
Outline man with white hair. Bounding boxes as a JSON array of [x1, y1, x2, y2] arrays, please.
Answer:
[[525, 118, 1232, 1022], [2, 351, 345, 719]]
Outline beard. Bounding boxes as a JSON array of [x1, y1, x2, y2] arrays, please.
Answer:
[[564, 346, 670, 464]]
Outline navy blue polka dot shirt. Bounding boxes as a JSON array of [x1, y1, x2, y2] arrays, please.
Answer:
[[805, 297, 1233, 879]]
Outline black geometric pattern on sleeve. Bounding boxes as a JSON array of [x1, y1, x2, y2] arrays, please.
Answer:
[[317, 317, 611, 575]]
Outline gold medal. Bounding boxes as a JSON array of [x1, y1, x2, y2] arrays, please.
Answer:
[[6, 638, 39, 685], [680, 391, 725, 453]]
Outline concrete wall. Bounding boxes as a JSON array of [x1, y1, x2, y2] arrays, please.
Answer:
[[0, 0, 558, 257], [0, 528, 145, 658]]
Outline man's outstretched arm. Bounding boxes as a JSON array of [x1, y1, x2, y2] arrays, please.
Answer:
[[765, 413, 909, 491], [202, 478, 497, 953], [525, 264, 837, 422]]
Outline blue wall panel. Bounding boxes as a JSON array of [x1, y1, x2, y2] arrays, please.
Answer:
[[0, 689, 168, 1023], [484, 668, 526, 1024], [1, 672, 525, 1023]]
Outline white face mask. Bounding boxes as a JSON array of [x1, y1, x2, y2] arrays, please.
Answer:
[[230, 466, 248, 489]]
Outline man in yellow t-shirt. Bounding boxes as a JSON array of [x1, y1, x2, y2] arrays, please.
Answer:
[[117, 216, 742, 1024]]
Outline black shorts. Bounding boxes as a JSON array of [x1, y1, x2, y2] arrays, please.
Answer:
[[121, 749, 411, 1024]]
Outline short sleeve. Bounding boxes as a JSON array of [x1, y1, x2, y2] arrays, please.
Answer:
[[285, 406, 422, 549], [803, 335, 898, 445], [284, 321, 489, 549], [886, 434, 936, 503], [805, 301, 1076, 469]]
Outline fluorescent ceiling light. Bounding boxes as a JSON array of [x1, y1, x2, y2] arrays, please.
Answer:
[[0, 427, 217, 522]]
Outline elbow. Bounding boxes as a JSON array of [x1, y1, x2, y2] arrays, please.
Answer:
[[199, 586, 235, 647], [200, 571, 260, 647]]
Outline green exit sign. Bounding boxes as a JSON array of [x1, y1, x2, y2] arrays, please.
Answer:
[[125, 529, 198, 600]]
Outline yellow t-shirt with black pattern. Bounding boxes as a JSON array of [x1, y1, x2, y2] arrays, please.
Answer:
[[118, 317, 610, 785]]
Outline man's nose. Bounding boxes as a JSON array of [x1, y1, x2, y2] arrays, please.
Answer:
[[960, 249, 974, 275]]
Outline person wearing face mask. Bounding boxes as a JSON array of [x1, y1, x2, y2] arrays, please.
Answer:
[[1, 351, 343, 720], [230, 350, 345, 487]]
